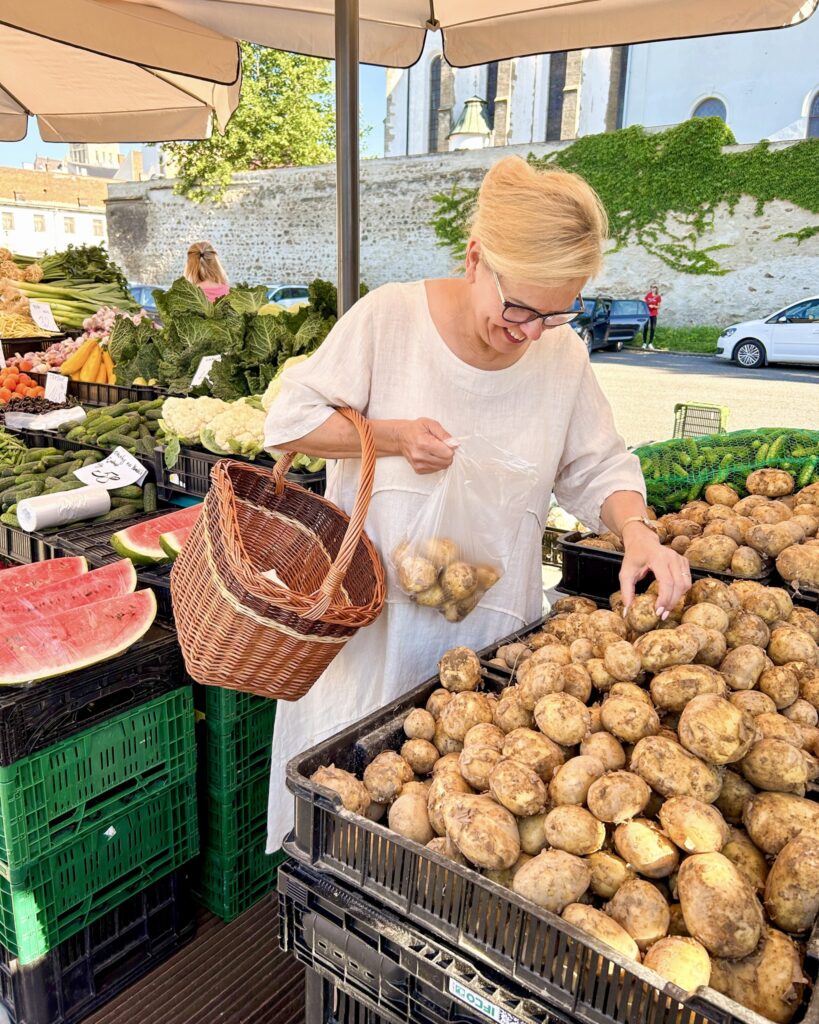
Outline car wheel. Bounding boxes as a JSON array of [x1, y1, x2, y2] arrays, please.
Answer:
[[608, 339, 624, 352], [734, 339, 765, 369], [582, 328, 594, 354]]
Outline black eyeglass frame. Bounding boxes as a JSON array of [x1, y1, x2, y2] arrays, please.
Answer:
[[492, 269, 583, 328]]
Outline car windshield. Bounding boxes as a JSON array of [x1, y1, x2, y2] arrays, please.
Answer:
[[611, 301, 646, 316]]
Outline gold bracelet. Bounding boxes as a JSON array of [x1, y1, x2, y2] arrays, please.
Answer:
[[619, 515, 656, 536]]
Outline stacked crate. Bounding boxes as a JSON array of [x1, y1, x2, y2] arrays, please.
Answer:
[[193, 686, 282, 921], [0, 647, 199, 1024]]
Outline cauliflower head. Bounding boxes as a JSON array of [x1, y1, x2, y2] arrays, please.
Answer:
[[160, 396, 229, 443], [200, 400, 267, 459], [261, 354, 310, 413]]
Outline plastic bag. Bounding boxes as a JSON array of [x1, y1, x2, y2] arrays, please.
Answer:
[[391, 435, 538, 622]]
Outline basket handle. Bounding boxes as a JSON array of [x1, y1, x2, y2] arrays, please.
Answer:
[[274, 407, 378, 621]]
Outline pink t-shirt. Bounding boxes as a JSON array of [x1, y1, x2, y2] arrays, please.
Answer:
[[199, 283, 230, 302]]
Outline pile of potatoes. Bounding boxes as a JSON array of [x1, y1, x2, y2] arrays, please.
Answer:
[[311, 580, 819, 1023], [579, 470, 819, 589], [392, 536, 501, 622]]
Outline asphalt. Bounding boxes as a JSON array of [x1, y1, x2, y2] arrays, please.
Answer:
[[590, 349, 819, 448]]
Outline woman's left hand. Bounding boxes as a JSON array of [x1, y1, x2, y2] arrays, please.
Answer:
[[619, 525, 692, 619]]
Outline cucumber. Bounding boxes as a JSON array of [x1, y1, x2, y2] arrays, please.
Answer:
[[97, 432, 139, 449], [111, 485, 143, 499], [92, 503, 142, 523], [142, 482, 157, 512], [49, 460, 83, 478]]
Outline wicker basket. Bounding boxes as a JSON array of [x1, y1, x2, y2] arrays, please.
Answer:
[[170, 408, 385, 700]]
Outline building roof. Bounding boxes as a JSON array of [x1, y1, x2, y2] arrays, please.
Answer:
[[449, 96, 491, 137], [0, 167, 108, 208]]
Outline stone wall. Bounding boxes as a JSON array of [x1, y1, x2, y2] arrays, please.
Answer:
[[106, 141, 818, 327]]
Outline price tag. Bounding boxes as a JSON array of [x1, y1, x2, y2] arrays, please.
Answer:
[[74, 446, 148, 490], [191, 354, 221, 387], [0, 350, 5, 368], [45, 372, 69, 403], [28, 301, 59, 333]]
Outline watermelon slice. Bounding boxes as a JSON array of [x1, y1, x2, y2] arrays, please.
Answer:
[[0, 557, 88, 597], [0, 589, 157, 686], [159, 524, 196, 561], [0, 560, 137, 628], [110, 504, 202, 566]]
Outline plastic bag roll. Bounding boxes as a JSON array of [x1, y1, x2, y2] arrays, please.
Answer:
[[17, 486, 111, 533]]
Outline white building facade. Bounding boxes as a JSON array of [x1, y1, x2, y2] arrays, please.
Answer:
[[0, 200, 108, 257], [384, 16, 819, 154]]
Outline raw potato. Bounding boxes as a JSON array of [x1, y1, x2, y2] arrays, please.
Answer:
[[743, 791, 819, 855], [388, 791, 434, 845], [363, 751, 414, 804], [427, 772, 472, 836], [426, 689, 453, 718], [426, 836, 468, 865], [398, 555, 437, 593], [563, 904, 640, 961], [557, 664, 593, 703], [549, 755, 606, 805], [433, 719, 464, 756], [706, 484, 740, 508], [747, 469, 795, 497], [719, 645, 767, 691], [600, 696, 660, 744], [517, 662, 565, 710], [732, 546, 765, 577], [483, 852, 532, 890], [404, 708, 436, 741], [464, 722, 506, 751], [668, 904, 689, 937], [570, 638, 595, 664], [710, 928, 807, 1024], [401, 739, 439, 775], [688, 578, 740, 613], [489, 759, 548, 817], [518, 812, 550, 856], [311, 766, 371, 815], [740, 738, 808, 794], [586, 659, 617, 692], [502, 728, 565, 781], [649, 665, 725, 713], [764, 833, 819, 933], [512, 849, 591, 914], [432, 753, 464, 776], [586, 771, 650, 823], [630, 736, 722, 803], [685, 535, 738, 572], [553, 596, 598, 615], [458, 746, 504, 791], [790, 607, 819, 643], [439, 692, 494, 742], [729, 690, 778, 717], [543, 805, 606, 855], [754, 713, 803, 747], [614, 819, 680, 878], [604, 641, 643, 682], [441, 561, 478, 602], [677, 853, 764, 958], [678, 694, 756, 764], [581, 732, 627, 771], [768, 626, 817, 667], [725, 611, 771, 649], [586, 851, 636, 899], [606, 879, 670, 951], [783, 698, 818, 727], [722, 827, 769, 892], [683, 603, 730, 633], [444, 793, 520, 869], [534, 693, 591, 746], [658, 797, 729, 853], [493, 688, 534, 733], [643, 937, 711, 992], [438, 647, 481, 692], [715, 770, 757, 824], [634, 630, 699, 673]]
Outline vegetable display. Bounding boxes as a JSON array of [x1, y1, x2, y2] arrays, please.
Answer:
[[6, 338, 84, 374], [56, 399, 165, 457], [0, 367, 45, 404]]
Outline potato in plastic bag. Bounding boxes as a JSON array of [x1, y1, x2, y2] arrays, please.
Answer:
[[391, 435, 537, 622]]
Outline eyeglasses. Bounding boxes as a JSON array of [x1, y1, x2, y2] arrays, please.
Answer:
[[492, 270, 583, 328]]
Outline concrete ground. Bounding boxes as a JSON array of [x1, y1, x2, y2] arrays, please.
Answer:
[[591, 349, 819, 449]]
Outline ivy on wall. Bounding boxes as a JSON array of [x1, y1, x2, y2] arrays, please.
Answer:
[[430, 118, 819, 276]]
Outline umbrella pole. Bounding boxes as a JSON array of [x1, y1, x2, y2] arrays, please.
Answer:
[[335, 0, 360, 315]]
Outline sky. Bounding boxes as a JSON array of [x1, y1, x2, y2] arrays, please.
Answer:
[[0, 64, 388, 168]]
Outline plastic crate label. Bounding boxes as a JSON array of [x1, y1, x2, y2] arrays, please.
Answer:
[[448, 980, 527, 1024]]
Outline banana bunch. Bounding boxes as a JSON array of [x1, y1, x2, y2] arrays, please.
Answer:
[[59, 337, 116, 384]]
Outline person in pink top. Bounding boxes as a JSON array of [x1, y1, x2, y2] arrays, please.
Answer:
[[184, 241, 230, 301], [643, 282, 662, 350]]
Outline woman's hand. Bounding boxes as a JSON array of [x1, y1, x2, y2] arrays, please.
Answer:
[[397, 418, 457, 474], [620, 523, 692, 619]]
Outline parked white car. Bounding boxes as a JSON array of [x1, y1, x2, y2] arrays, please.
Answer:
[[266, 284, 309, 309], [715, 296, 819, 368]]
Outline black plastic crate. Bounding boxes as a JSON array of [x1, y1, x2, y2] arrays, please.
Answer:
[[283, 859, 577, 1024], [0, 866, 195, 1024], [306, 978, 391, 1024], [557, 530, 773, 604], [541, 526, 564, 568], [285, 658, 819, 1024], [55, 515, 174, 624], [0, 524, 51, 565], [154, 444, 326, 500], [29, 373, 164, 408], [31, 431, 156, 477], [1, 338, 57, 360], [0, 624, 188, 767], [783, 582, 819, 614]]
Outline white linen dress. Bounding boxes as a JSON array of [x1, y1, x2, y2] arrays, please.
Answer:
[[263, 281, 645, 851]]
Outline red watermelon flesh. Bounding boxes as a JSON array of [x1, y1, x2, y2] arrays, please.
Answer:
[[111, 504, 202, 566], [0, 557, 88, 597], [0, 589, 157, 686], [0, 560, 137, 628]]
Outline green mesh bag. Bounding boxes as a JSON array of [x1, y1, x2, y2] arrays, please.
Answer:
[[635, 428, 819, 514]]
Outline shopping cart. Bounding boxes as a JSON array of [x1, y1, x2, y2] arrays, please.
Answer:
[[673, 402, 729, 438]]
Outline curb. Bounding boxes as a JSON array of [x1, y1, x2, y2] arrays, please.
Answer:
[[622, 347, 717, 360]]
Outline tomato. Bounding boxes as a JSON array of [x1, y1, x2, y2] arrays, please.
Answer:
[[0, 388, 11, 403], [17, 374, 32, 387]]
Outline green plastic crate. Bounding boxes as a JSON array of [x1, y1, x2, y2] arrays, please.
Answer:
[[0, 774, 199, 964], [198, 703, 276, 793], [0, 688, 195, 873], [200, 771, 269, 860], [194, 845, 285, 923], [195, 685, 276, 728]]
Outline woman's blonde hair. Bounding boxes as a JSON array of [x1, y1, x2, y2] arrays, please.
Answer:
[[184, 241, 228, 286], [471, 156, 608, 286]]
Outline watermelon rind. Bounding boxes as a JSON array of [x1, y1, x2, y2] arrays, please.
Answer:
[[0, 560, 137, 625], [0, 556, 88, 595], [158, 528, 193, 560], [110, 505, 201, 567], [0, 589, 157, 686], [110, 532, 166, 567]]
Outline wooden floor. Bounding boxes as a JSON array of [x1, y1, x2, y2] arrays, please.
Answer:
[[87, 895, 305, 1024]]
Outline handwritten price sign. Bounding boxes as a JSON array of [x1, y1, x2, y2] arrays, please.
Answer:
[[74, 447, 148, 490]]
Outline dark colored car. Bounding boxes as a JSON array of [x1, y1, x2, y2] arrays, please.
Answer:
[[571, 296, 651, 353]]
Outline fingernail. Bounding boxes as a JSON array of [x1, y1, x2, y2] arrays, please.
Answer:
[[656, 606, 665, 617], [662, 611, 670, 621], [621, 608, 628, 618]]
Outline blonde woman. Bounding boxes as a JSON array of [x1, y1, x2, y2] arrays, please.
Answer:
[[184, 241, 229, 301], [263, 155, 691, 850]]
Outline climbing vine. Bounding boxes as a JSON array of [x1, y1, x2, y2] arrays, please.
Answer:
[[430, 118, 819, 276]]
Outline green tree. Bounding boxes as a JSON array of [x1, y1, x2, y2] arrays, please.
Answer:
[[163, 44, 335, 203]]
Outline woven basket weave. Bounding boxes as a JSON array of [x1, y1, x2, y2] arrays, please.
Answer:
[[170, 408, 385, 700]]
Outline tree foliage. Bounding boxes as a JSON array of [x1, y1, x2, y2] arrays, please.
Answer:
[[163, 44, 335, 203]]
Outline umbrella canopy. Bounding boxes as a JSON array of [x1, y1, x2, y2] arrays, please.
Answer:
[[126, 0, 817, 67], [0, 0, 241, 142]]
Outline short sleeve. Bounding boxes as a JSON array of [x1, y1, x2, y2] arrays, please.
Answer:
[[263, 289, 376, 451], [553, 358, 646, 532]]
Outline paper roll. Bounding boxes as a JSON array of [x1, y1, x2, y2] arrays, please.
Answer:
[[17, 486, 111, 533]]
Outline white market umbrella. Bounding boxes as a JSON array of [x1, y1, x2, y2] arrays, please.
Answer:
[[0, 0, 241, 143]]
